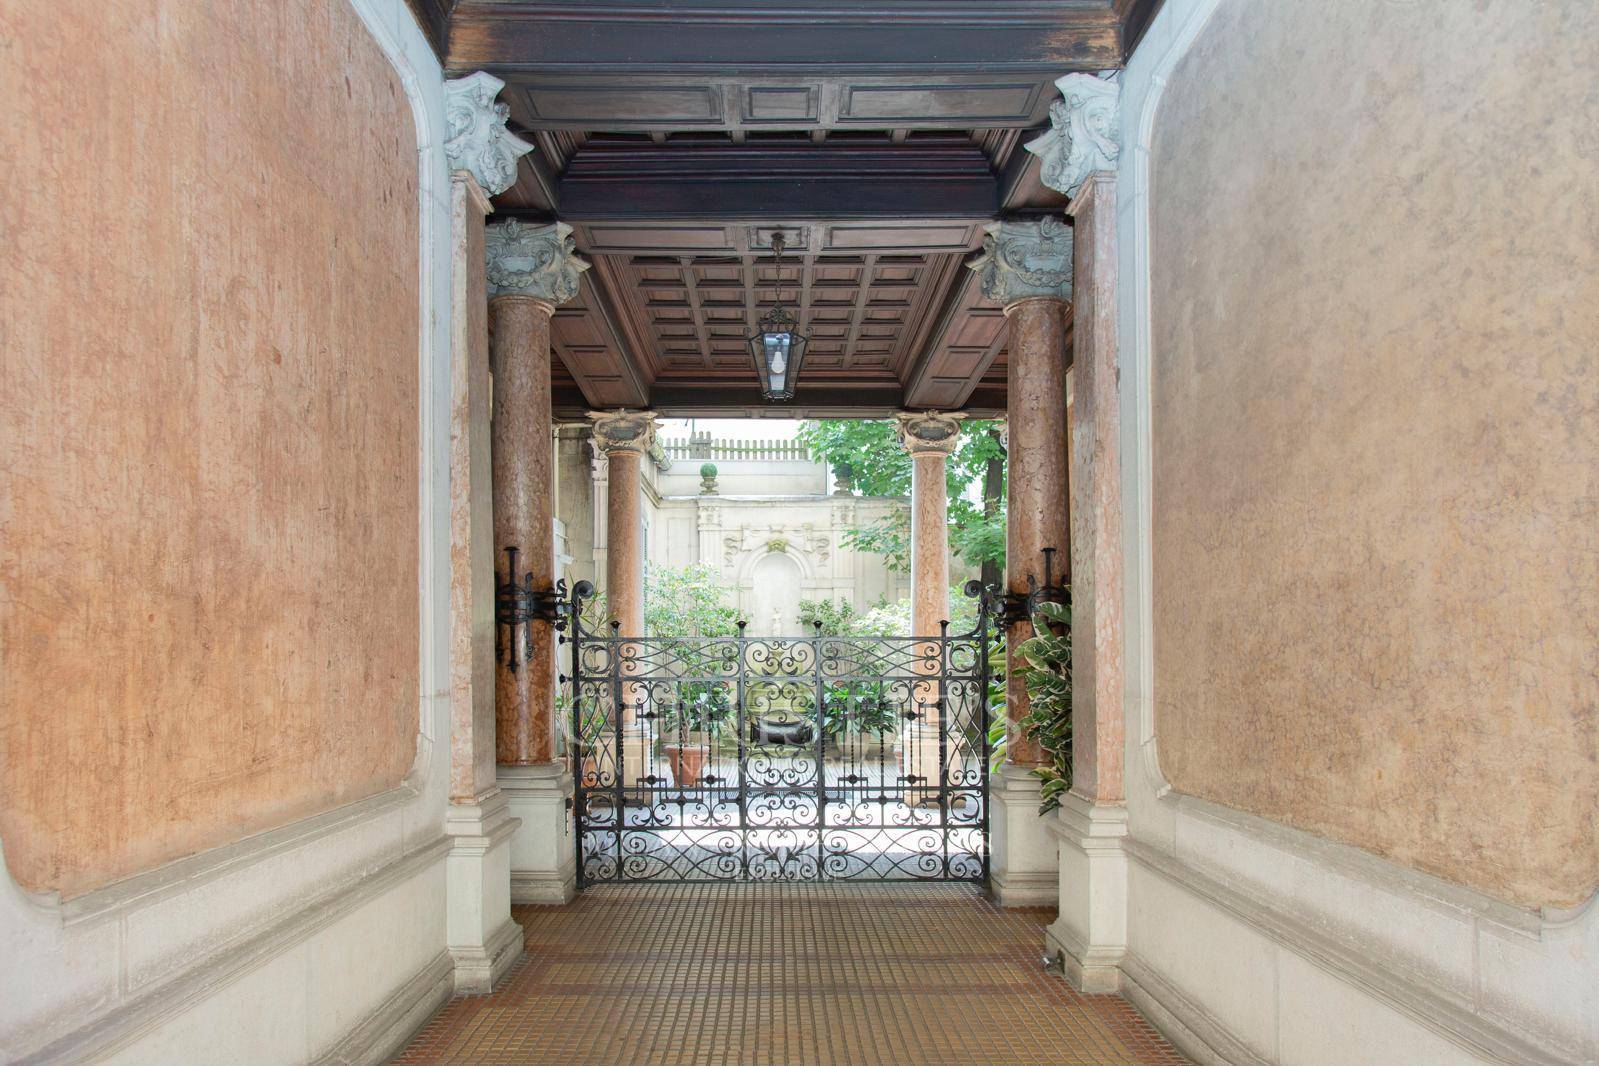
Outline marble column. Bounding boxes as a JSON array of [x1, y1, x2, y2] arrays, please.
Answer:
[[486, 219, 588, 765], [485, 218, 589, 906], [967, 215, 1074, 907], [1026, 71, 1129, 991], [588, 409, 656, 794], [441, 72, 534, 992], [896, 410, 964, 805], [1048, 170, 1129, 992]]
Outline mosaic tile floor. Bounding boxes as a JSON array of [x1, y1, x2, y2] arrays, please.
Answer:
[[393, 884, 1186, 1065]]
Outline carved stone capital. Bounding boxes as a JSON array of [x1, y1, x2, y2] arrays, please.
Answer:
[[896, 410, 966, 458], [1023, 72, 1121, 199], [485, 220, 589, 304], [445, 72, 535, 197], [966, 217, 1073, 308], [587, 409, 656, 457]]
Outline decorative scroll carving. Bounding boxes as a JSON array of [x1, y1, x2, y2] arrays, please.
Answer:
[[895, 410, 966, 458], [485, 220, 590, 303], [588, 409, 657, 456], [444, 71, 534, 197], [720, 523, 832, 567], [1023, 72, 1121, 199], [966, 217, 1073, 307]]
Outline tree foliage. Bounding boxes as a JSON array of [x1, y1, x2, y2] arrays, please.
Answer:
[[797, 419, 1006, 573]]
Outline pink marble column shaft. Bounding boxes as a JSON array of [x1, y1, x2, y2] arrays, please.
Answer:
[[910, 462, 950, 635], [897, 411, 963, 803], [1067, 173, 1124, 803], [490, 294, 557, 766], [1004, 296, 1072, 766], [604, 448, 644, 641]]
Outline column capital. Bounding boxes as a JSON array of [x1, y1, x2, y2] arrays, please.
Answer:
[[895, 410, 965, 458], [966, 218, 1073, 308], [485, 220, 589, 304], [1023, 71, 1121, 200], [587, 409, 656, 456], [445, 72, 534, 197]]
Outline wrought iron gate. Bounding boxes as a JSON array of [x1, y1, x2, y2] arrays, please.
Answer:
[[564, 582, 995, 885]]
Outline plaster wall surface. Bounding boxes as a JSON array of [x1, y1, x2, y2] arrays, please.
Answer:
[[1147, 0, 1599, 910], [0, 0, 422, 897], [0, 0, 459, 1060], [1105, 0, 1599, 1062]]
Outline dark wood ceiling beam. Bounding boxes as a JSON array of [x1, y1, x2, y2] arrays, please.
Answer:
[[1117, 0, 1168, 56], [557, 179, 996, 222], [445, 2, 1126, 74], [401, 0, 453, 58]]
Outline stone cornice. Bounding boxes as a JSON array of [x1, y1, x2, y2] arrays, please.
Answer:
[[444, 71, 534, 197], [966, 217, 1073, 307], [895, 410, 966, 458], [485, 220, 590, 304], [587, 409, 656, 456], [1023, 71, 1121, 200]]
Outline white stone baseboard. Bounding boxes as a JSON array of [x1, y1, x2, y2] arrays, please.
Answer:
[[1046, 794, 1128, 992], [310, 951, 455, 1066], [445, 789, 522, 993], [1045, 918, 1124, 994], [13, 836, 453, 1065], [987, 765, 1059, 908], [1123, 836, 1570, 1065], [989, 868, 1060, 908], [1119, 948, 1268, 1066], [501, 762, 577, 906], [449, 916, 525, 996], [511, 859, 578, 905]]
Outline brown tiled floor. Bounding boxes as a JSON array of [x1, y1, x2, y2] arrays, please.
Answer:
[[393, 884, 1186, 1065]]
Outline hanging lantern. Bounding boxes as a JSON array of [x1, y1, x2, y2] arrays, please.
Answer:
[[747, 233, 809, 402]]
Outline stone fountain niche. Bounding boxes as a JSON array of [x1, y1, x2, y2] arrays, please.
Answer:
[[745, 549, 803, 637]]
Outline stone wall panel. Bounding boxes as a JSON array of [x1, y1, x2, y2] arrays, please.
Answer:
[[0, 0, 421, 896], [1149, 0, 1599, 909]]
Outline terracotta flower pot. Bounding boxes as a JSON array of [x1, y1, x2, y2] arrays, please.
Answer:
[[663, 744, 707, 789]]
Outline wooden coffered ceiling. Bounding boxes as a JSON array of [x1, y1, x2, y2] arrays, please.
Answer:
[[407, 1, 1161, 416]]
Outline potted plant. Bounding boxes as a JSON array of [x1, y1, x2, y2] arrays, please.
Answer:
[[661, 681, 730, 788], [699, 462, 718, 494], [831, 459, 855, 496]]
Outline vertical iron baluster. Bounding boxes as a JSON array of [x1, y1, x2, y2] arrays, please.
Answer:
[[571, 584, 586, 889], [611, 618, 623, 883], [736, 619, 749, 883], [812, 621, 826, 880], [977, 588, 993, 887], [939, 618, 952, 880]]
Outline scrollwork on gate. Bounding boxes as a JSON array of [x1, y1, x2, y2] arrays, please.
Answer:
[[564, 581, 998, 887]]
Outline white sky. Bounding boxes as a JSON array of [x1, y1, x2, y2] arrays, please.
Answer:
[[656, 417, 807, 439]]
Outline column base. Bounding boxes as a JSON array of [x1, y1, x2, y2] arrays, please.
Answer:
[[445, 789, 524, 993], [1044, 792, 1128, 993], [500, 762, 577, 905], [987, 764, 1059, 907]]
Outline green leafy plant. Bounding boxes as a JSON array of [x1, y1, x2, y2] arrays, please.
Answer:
[[572, 565, 740, 739], [699, 462, 718, 479], [1014, 599, 1072, 813], [796, 598, 864, 636]]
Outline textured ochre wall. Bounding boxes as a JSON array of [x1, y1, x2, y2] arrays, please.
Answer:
[[1150, 0, 1599, 909], [0, 0, 420, 896]]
